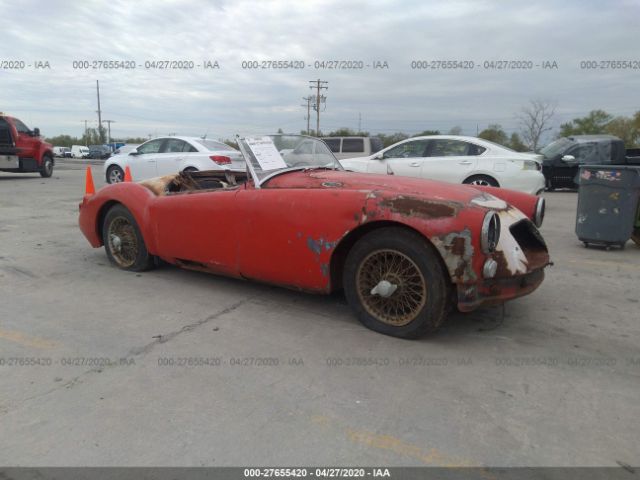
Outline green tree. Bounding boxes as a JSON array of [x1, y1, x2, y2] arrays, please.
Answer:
[[326, 127, 370, 137], [605, 116, 639, 146], [122, 137, 149, 144], [378, 132, 409, 147], [413, 130, 440, 137], [44, 134, 76, 148], [559, 110, 613, 137], [508, 132, 528, 151], [478, 124, 508, 146], [448, 126, 463, 135]]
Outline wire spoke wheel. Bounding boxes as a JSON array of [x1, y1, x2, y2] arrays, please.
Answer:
[[355, 249, 427, 327], [107, 216, 139, 268]]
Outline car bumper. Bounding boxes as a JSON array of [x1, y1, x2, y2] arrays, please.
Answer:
[[456, 268, 546, 312], [501, 171, 546, 195]]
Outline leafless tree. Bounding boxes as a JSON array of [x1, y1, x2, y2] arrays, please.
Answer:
[[517, 99, 557, 151]]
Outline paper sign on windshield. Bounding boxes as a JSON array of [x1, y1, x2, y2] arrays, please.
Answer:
[[245, 137, 288, 171]]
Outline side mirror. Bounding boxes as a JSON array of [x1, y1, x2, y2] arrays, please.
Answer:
[[561, 154, 576, 163], [373, 152, 384, 160], [129, 150, 140, 156], [32, 128, 40, 137]]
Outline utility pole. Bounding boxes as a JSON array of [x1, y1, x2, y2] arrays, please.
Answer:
[[301, 96, 313, 134], [96, 80, 103, 142], [309, 79, 328, 136], [104, 120, 115, 146], [82, 120, 89, 146], [358, 112, 362, 133]]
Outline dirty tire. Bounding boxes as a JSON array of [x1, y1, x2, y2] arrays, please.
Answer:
[[102, 204, 154, 272], [464, 175, 499, 188], [343, 227, 450, 339], [39, 155, 53, 178], [106, 165, 124, 184]]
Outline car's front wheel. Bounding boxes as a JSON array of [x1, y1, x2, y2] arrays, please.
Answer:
[[343, 227, 450, 338], [102, 204, 154, 272], [463, 175, 499, 187], [106, 165, 124, 184]]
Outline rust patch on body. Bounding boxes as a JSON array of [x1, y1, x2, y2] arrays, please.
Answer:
[[380, 196, 459, 219], [431, 228, 477, 283]]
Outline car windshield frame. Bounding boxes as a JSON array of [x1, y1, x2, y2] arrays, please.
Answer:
[[237, 134, 342, 188]]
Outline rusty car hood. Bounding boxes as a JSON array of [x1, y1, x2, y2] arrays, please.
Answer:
[[264, 169, 492, 205]]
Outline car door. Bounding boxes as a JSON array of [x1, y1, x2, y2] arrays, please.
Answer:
[[155, 138, 193, 176], [10, 117, 39, 160], [422, 139, 480, 183], [150, 187, 244, 276], [129, 138, 165, 179], [367, 139, 430, 177]]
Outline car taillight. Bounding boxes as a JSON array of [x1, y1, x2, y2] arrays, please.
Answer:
[[210, 155, 231, 165]]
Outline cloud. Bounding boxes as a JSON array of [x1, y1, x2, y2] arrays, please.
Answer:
[[0, 0, 637, 143]]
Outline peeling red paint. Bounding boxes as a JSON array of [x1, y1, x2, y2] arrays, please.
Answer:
[[380, 196, 459, 219]]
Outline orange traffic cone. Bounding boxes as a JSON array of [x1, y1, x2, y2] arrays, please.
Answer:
[[84, 166, 95, 195], [124, 165, 133, 182]]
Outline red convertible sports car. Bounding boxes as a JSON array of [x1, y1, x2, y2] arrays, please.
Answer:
[[79, 135, 550, 338]]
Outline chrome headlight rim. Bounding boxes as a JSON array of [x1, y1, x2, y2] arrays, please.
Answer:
[[481, 211, 501, 254], [534, 197, 545, 228]]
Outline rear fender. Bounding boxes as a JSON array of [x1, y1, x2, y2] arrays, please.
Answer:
[[79, 183, 157, 252]]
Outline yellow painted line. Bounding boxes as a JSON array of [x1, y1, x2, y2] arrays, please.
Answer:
[[311, 414, 483, 469], [0, 329, 58, 349], [346, 427, 474, 467]]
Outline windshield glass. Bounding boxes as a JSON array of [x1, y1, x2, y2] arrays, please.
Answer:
[[540, 138, 574, 158], [238, 135, 342, 186]]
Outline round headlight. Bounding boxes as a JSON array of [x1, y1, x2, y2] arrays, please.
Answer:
[[534, 197, 545, 228], [481, 211, 501, 253]]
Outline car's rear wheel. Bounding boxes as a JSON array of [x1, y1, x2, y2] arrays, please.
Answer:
[[463, 175, 499, 187], [183, 167, 198, 173], [39, 155, 53, 178], [107, 165, 124, 184], [343, 227, 450, 338], [102, 204, 154, 272]]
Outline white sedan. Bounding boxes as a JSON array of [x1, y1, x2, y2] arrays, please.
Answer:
[[104, 136, 244, 183], [340, 135, 546, 195]]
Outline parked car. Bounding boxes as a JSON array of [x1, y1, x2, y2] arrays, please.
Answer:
[[541, 135, 640, 190], [112, 144, 139, 156], [340, 135, 545, 195], [0, 113, 54, 177], [79, 135, 549, 339], [103, 136, 244, 184], [53, 146, 70, 157], [321, 136, 384, 160], [88, 145, 112, 160], [71, 145, 90, 158]]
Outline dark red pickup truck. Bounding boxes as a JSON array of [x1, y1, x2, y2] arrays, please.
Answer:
[[0, 113, 54, 177]]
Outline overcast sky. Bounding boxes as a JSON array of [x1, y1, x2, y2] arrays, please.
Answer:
[[0, 0, 638, 143]]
